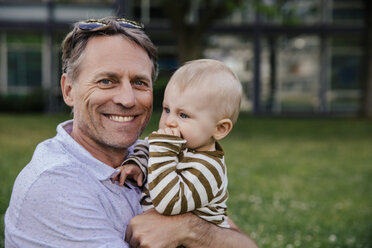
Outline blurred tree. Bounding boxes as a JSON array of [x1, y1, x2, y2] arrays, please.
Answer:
[[158, 0, 297, 114], [157, 0, 243, 63], [255, 0, 299, 113], [158, 0, 298, 64]]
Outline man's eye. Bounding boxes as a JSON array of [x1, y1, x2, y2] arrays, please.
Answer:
[[99, 79, 112, 85], [180, 113, 189, 119], [133, 80, 148, 87]]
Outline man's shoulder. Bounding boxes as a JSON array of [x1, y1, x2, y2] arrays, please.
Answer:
[[12, 135, 86, 202], [28, 136, 82, 176], [5, 136, 89, 228]]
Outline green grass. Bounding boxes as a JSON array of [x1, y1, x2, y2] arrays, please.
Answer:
[[1, 113, 372, 248]]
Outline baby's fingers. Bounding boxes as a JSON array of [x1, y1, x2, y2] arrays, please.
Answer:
[[154, 129, 165, 135], [112, 174, 119, 182], [119, 171, 129, 186], [136, 173, 144, 187], [170, 128, 180, 137], [157, 128, 177, 136]]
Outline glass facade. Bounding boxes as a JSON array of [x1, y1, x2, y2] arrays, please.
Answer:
[[6, 33, 42, 92], [204, 34, 253, 111], [0, 0, 367, 114], [260, 35, 321, 113], [332, 0, 365, 24], [329, 34, 363, 112]]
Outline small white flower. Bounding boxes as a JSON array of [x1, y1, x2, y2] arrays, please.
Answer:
[[329, 234, 337, 242], [294, 239, 301, 246]]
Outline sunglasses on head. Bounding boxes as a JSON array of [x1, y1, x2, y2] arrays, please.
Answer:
[[77, 18, 144, 30], [64, 18, 144, 73]]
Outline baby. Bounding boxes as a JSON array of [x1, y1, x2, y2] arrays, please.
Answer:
[[116, 59, 242, 228]]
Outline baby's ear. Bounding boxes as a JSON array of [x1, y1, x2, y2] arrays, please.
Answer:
[[213, 119, 233, 141]]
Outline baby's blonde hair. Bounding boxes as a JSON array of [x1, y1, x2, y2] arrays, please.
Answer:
[[167, 59, 242, 124]]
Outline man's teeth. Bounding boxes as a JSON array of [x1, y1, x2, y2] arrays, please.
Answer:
[[108, 115, 134, 122]]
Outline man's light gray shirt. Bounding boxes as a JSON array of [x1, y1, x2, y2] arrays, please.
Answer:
[[5, 120, 142, 247]]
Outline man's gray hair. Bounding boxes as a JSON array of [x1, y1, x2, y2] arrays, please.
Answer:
[[61, 17, 158, 82]]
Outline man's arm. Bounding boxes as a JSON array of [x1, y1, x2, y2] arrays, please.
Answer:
[[125, 209, 258, 248]]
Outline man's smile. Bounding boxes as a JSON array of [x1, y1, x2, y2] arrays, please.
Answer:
[[106, 114, 135, 123]]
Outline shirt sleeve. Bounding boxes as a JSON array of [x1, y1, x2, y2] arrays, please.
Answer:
[[147, 133, 225, 216], [8, 167, 129, 248]]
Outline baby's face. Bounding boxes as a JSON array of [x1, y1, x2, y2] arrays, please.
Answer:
[[159, 84, 219, 151]]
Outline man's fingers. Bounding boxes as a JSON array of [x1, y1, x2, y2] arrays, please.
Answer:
[[129, 236, 140, 248], [125, 224, 133, 244], [126, 222, 141, 248]]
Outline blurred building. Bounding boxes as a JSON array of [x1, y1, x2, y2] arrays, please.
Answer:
[[0, 0, 367, 114]]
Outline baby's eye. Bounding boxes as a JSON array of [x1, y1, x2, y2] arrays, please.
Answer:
[[164, 107, 170, 114], [180, 113, 189, 119]]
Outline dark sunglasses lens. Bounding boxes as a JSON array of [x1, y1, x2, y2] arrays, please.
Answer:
[[78, 22, 105, 30]]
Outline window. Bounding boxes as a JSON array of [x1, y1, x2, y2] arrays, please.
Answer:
[[7, 33, 42, 91], [329, 34, 363, 112]]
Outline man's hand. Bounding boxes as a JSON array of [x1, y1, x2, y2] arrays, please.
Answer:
[[125, 209, 258, 248], [125, 209, 184, 248]]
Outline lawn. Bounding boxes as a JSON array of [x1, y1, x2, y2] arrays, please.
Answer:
[[0, 113, 371, 248]]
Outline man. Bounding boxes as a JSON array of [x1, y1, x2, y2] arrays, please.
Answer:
[[5, 17, 257, 248]]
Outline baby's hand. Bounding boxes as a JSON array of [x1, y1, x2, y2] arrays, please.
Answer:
[[154, 127, 181, 137], [114, 164, 144, 187]]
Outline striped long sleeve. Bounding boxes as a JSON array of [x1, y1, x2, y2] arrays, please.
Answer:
[[122, 139, 149, 183], [146, 133, 230, 228]]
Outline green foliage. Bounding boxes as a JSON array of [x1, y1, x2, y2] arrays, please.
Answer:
[[252, 0, 302, 25], [153, 76, 168, 112], [1, 113, 372, 248], [0, 89, 46, 113], [6, 33, 42, 45]]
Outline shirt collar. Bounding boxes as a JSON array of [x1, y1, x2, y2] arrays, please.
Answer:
[[55, 120, 124, 181]]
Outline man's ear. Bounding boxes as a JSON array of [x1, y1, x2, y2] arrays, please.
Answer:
[[213, 119, 233, 141], [61, 73, 74, 107]]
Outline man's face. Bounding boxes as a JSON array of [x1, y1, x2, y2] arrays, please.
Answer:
[[64, 35, 153, 157]]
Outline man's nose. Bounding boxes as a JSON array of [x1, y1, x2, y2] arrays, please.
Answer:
[[112, 81, 135, 108]]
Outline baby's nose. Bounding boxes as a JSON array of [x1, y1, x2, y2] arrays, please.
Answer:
[[165, 115, 177, 127]]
